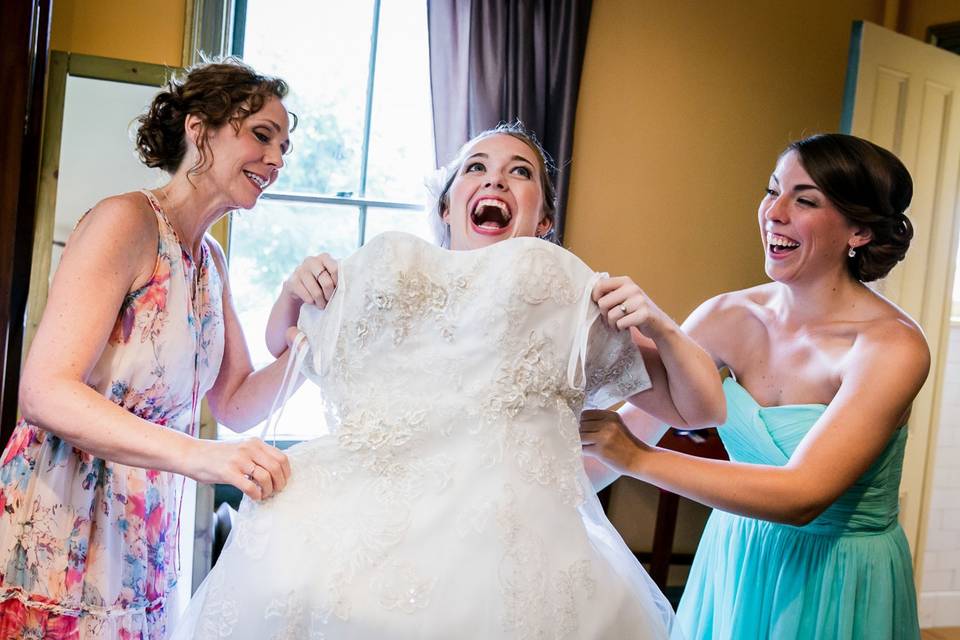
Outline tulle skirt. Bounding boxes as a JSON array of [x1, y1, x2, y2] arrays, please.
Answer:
[[172, 435, 680, 639], [677, 510, 920, 640]]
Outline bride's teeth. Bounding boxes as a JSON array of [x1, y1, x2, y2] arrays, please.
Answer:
[[473, 199, 510, 218]]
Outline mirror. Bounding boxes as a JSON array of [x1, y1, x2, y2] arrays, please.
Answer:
[[26, 52, 171, 354]]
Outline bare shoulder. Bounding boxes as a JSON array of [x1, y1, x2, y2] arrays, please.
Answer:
[[71, 192, 158, 254], [682, 283, 774, 366], [847, 294, 930, 390], [685, 283, 774, 331], [43, 192, 160, 318], [859, 296, 929, 363]]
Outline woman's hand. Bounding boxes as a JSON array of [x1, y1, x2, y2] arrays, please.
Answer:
[[580, 408, 651, 476], [186, 437, 292, 501], [282, 253, 339, 309], [592, 276, 672, 339]]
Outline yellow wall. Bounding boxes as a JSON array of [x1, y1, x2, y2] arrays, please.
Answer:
[[900, 0, 960, 41], [51, 0, 186, 66], [565, 0, 886, 320]]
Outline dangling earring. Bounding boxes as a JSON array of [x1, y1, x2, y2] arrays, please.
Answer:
[[848, 246, 857, 258]]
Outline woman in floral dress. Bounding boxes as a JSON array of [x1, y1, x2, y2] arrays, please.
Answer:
[[0, 58, 326, 639]]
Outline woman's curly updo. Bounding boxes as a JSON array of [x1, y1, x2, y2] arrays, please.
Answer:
[[786, 133, 913, 282], [135, 57, 292, 175]]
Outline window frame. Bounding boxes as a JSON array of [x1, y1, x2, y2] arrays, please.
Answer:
[[230, 0, 425, 250]]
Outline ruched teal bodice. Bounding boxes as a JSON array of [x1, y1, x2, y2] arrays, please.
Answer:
[[676, 377, 919, 639], [720, 377, 906, 536]]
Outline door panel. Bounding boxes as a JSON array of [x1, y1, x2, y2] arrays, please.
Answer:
[[843, 21, 960, 583]]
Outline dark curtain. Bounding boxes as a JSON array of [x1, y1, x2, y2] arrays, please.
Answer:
[[427, 0, 592, 243], [1, 0, 50, 445]]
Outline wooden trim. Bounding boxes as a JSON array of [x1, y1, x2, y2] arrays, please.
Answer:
[[183, 0, 198, 67], [23, 52, 68, 365], [67, 54, 173, 87]]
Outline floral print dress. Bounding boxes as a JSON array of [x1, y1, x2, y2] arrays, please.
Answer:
[[0, 190, 225, 639]]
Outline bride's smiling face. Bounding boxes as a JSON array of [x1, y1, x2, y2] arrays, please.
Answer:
[[442, 134, 553, 251]]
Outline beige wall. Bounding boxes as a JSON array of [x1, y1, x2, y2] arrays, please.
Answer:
[[51, 0, 186, 65], [565, 0, 885, 320], [900, 0, 960, 41]]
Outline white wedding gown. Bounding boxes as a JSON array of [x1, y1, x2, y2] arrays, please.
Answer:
[[172, 232, 679, 639]]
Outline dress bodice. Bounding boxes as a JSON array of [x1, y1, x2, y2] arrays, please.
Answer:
[[88, 190, 225, 434], [294, 231, 652, 506], [718, 377, 907, 535]]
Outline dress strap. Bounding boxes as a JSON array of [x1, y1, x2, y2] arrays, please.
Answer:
[[566, 271, 606, 391], [139, 189, 183, 253], [260, 332, 309, 444]]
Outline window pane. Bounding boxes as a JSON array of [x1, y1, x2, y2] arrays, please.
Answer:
[[222, 200, 360, 440], [365, 0, 435, 203], [364, 207, 434, 245], [242, 0, 375, 196]]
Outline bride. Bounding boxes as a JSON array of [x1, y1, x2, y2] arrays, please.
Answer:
[[171, 124, 722, 639]]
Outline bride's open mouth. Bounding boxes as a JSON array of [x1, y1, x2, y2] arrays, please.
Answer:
[[470, 198, 512, 235]]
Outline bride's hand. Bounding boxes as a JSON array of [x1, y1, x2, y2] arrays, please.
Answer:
[[592, 275, 673, 339], [186, 438, 292, 501], [282, 253, 339, 309]]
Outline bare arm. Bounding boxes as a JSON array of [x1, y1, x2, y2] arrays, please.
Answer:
[[265, 253, 338, 357], [204, 239, 307, 430], [582, 323, 929, 525], [18, 197, 289, 500]]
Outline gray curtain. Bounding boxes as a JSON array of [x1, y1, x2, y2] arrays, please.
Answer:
[[427, 0, 592, 242]]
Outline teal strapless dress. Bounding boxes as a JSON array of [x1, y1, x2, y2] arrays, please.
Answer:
[[676, 377, 920, 640]]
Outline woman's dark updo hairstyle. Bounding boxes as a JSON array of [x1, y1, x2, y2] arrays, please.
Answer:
[[435, 121, 558, 248], [786, 133, 913, 282], [136, 57, 294, 175]]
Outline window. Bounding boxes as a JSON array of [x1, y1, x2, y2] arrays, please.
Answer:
[[221, 0, 435, 440]]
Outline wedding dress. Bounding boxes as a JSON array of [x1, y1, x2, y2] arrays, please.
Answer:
[[172, 231, 678, 639]]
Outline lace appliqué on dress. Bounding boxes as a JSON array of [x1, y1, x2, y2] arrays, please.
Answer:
[[264, 590, 328, 640], [584, 321, 652, 410], [195, 570, 240, 639], [353, 267, 474, 348], [510, 247, 580, 307], [496, 487, 597, 639], [481, 331, 585, 506], [373, 561, 437, 614]]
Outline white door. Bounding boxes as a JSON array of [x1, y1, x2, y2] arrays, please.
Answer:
[[842, 20, 960, 576]]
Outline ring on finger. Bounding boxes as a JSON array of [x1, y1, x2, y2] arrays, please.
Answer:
[[619, 303, 629, 315], [245, 464, 257, 480]]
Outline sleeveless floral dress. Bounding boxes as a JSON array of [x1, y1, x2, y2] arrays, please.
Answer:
[[0, 190, 225, 639]]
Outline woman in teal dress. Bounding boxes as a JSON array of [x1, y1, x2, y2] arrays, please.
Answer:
[[580, 133, 927, 639]]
